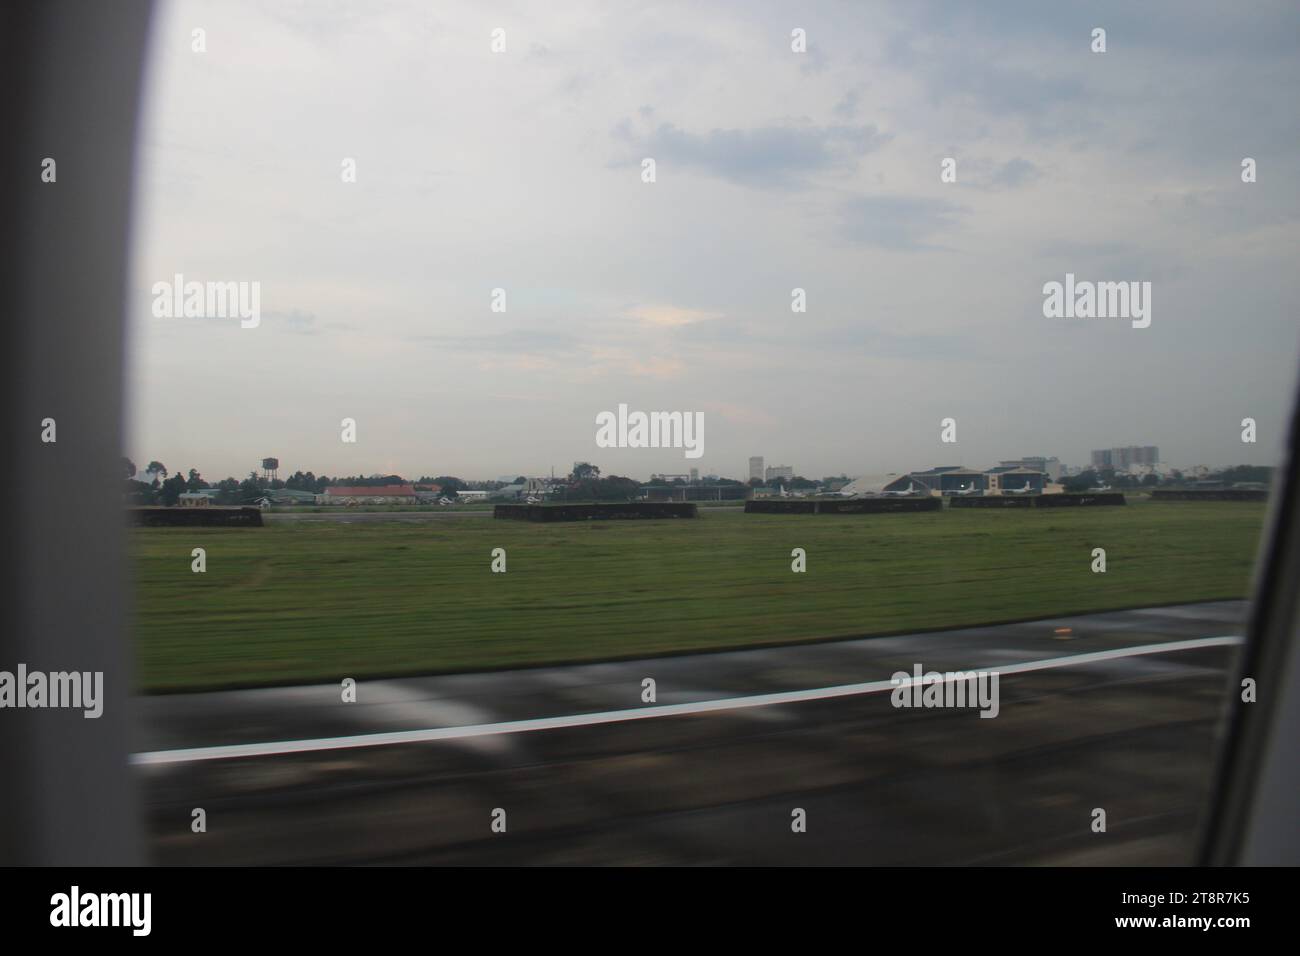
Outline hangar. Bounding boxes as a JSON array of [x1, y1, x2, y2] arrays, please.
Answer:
[[841, 465, 1050, 497], [984, 466, 1047, 494], [840, 467, 985, 497]]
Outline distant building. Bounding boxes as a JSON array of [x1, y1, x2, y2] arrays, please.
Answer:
[[842, 464, 1053, 497], [1092, 446, 1159, 471], [906, 466, 985, 496], [765, 464, 794, 481], [984, 466, 1047, 494], [748, 456, 764, 482], [413, 485, 446, 503], [322, 484, 417, 505], [999, 456, 1062, 481], [838, 473, 911, 496], [644, 483, 747, 502], [522, 477, 552, 496], [178, 492, 211, 507], [842, 466, 985, 497], [260, 488, 319, 506], [689, 468, 699, 483]]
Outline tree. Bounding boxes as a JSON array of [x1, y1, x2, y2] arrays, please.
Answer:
[[286, 470, 322, 492], [187, 468, 207, 492], [420, 476, 463, 497], [212, 477, 241, 505], [570, 462, 600, 481], [601, 475, 640, 500], [1216, 464, 1272, 485], [333, 474, 404, 487], [122, 457, 136, 479], [123, 479, 154, 504], [1062, 470, 1096, 493], [160, 472, 187, 506], [146, 461, 167, 480]]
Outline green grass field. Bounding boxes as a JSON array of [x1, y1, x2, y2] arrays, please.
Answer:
[[130, 501, 1266, 692]]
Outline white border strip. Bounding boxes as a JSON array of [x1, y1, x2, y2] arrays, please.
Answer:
[[131, 635, 1241, 766]]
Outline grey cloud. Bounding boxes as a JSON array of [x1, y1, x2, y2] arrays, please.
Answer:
[[833, 89, 863, 120], [838, 195, 967, 250], [616, 120, 891, 189], [670, 316, 979, 362], [412, 328, 582, 355], [988, 157, 1040, 189], [819, 324, 984, 361], [259, 310, 321, 335], [1147, 187, 1300, 236], [1038, 239, 1135, 259], [799, 43, 829, 77]]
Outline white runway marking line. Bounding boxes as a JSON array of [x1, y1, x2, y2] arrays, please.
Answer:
[[131, 635, 1242, 766]]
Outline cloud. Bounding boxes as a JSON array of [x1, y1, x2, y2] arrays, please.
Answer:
[[799, 43, 830, 77], [259, 309, 321, 334], [819, 325, 984, 361], [838, 195, 966, 250], [702, 401, 780, 428], [616, 119, 891, 189], [1146, 187, 1300, 236], [626, 305, 724, 328], [582, 347, 686, 380], [987, 157, 1040, 189], [833, 89, 864, 120], [412, 329, 581, 355]]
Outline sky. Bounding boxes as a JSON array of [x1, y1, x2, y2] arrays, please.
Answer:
[[126, 0, 1300, 482]]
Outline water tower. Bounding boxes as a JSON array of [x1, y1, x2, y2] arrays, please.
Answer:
[[261, 457, 279, 482]]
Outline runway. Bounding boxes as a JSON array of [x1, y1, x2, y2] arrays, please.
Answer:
[[136, 600, 1246, 865]]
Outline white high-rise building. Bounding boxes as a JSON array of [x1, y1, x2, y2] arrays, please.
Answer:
[[748, 456, 764, 481]]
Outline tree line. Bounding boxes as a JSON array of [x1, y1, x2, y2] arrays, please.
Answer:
[[121, 458, 337, 506], [122, 456, 1271, 506]]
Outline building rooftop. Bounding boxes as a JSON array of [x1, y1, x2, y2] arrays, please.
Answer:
[[324, 484, 415, 496]]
